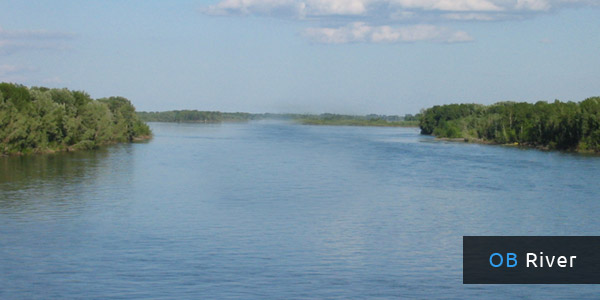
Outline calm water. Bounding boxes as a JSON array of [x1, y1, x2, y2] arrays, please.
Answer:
[[2, 121, 600, 299]]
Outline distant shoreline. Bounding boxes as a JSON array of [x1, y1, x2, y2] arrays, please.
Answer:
[[137, 110, 419, 128], [419, 98, 600, 153], [144, 118, 419, 128], [296, 119, 418, 127]]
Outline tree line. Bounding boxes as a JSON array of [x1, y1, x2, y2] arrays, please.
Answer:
[[419, 97, 600, 152], [297, 113, 418, 127], [0, 83, 151, 155], [137, 110, 255, 123], [137, 110, 418, 127]]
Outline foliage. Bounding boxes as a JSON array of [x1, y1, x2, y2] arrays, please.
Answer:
[[419, 98, 600, 152], [137, 110, 306, 123], [137, 110, 419, 127], [0, 83, 151, 155], [297, 114, 419, 127]]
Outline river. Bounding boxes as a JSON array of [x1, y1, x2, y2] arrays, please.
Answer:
[[1, 121, 599, 299]]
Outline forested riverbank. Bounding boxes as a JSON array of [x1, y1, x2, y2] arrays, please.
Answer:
[[419, 97, 600, 152], [297, 114, 418, 127], [0, 83, 151, 155], [137, 110, 419, 127]]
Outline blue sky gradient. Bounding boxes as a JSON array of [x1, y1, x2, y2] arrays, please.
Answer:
[[0, 0, 598, 114]]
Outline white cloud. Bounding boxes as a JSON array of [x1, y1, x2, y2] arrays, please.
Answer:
[[304, 22, 473, 43], [203, 0, 598, 44], [205, 0, 599, 17], [42, 76, 65, 84], [516, 0, 550, 11], [0, 64, 36, 75], [305, 0, 372, 15], [391, 0, 503, 12], [0, 27, 73, 39], [443, 13, 500, 20], [555, 0, 600, 6], [0, 64, 22, 75], [205, 0, 376, 16], [0, 27, 74, 55], [0, 64, 37, 82], [204, 0, 304, 16]]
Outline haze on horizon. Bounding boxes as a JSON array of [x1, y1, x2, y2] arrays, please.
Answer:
[[0, 0, 599, 115]]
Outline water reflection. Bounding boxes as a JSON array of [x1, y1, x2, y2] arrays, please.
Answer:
[[2, 122, 600, 299], [0, 145, 134, 217]]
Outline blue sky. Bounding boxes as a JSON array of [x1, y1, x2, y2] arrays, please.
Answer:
[[0, 0, 598, 114]]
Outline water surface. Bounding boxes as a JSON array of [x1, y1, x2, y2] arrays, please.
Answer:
[[2, 122, 600, 299]]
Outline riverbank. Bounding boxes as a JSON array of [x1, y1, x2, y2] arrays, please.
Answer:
[[433, 136, 600, 154], [1, 135, 153, 156], [419, 98, 600, 153], [0, 83, 152, 156], [297, 119, 419, 127], [138, 110, 419, 127]]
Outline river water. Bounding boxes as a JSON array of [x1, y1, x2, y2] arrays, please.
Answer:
[[1, 121, 600, 299]]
